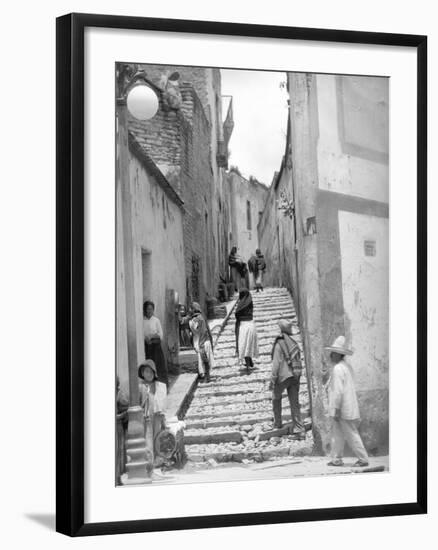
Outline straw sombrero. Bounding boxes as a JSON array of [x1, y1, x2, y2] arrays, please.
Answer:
[[278, 319, 300, 335], [324, 335, 353, 355]]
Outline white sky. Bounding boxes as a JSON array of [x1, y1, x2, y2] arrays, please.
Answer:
[[221, 69, 288, 186]]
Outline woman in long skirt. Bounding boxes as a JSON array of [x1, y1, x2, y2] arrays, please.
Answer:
[[235, 288, 259, 374], [229, 246, 248, 293], [143, 300, 168, 386]]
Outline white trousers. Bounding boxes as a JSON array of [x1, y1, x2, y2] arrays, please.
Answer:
[[330, 418, 369, 462]]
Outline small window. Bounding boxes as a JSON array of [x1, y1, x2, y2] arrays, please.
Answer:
[[246, 200, 252, 230], [306, 216, 317, 235], [364, 240, 376, 257]]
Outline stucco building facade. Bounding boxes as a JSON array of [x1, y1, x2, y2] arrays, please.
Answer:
[[130, 65, 234, 309], [227, 170, 269, 280], [117, 64, 235, 387], [116, 139, 186, 389], [259, 73, 389, 455]]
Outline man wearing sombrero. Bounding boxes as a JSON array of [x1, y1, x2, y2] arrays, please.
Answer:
[[325, 336, 369, 467], [268, 319, 305, 438]]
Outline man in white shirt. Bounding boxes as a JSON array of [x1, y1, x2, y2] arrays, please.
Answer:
[[325, 336, 369, 467]]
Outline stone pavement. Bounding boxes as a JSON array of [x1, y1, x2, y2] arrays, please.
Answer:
[[152, 455, 389, 485], [183, 287, 314, 464]]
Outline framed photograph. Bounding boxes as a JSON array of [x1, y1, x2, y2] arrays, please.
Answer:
[[56, 13, 427, 536]]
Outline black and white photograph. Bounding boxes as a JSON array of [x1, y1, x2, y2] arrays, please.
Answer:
[[0, 0, 432, 544], [115, 63, 389, 486]]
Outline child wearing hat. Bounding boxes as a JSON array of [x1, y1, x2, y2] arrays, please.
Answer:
[[325, 336, 369, 467]]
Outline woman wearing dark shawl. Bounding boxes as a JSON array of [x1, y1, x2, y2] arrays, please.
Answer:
[[143, 300, 168, 386], [235, 289, 259, 374], [229, 246, 246, 293], [187, 302, 215, 383]]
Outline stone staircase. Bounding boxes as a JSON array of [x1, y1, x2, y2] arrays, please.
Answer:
[[183, 287, 313, 464]]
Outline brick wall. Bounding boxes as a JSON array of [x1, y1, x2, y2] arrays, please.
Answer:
[[128, 68, 221, 311], [138, 64, 211, 120]]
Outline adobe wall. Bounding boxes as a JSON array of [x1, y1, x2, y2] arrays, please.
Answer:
[[128, 79, 217, 309], [129, 65, 231, 308], [288, 73, 389, 455], [116, 151, 186, 390], [314, 74, 389, 453], [227, 171, 269, 282]]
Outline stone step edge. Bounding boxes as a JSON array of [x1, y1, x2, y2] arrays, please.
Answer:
[[195, 378, 309, 397], [209, 370, 308, 382], [186, 401, 311, 420], [184, 420, 312, 445], [185, 410, 312, 429], [185, 441, 314, 463], [214, 349, 292, 359], [209, 369, 308, 382], [214, 336, 302, 349], [184, 430, 243, 445], [196, 381, 308, 397], [184, 419, 312, 444], [190, 390, 310, 408], [199, 371, 308, 387]]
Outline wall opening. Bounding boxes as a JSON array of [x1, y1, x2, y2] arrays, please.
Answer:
[[204, 212, 209, 286], [364, 240, 376, 257], [191, 255, 200, 303], [246, 200, 252, 230], [141, 249, 152, 302]]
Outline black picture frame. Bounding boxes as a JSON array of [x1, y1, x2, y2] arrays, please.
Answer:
[[56, 12, 427, 537]]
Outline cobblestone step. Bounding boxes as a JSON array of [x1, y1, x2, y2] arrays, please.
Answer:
[[214, 346, 273, 359], [182, 287, 312, 463], [185, 409, 312, 429], [211, 365, 271, 379], [190, 389, 310, 410], [221, 315, 296, 327], [214, 335, 302, 351], [184, 418, 313, 446], [187, 397, 310, 419], [213, 355, 272, 369], [215, 330, 302, 346], [185, 436, 314, 463], [184, 427, 243, 445], [211, 356, 302, 376], [195, 377, 308, 397], [252, 301, 294, 308]]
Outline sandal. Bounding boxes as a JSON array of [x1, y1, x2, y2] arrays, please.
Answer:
[[354, 460, 369, 467], [327, 459, 344, 466], [266, 424, 283, 431]]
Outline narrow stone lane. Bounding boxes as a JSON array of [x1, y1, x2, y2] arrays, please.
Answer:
[[183, 287, 314, 464]]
